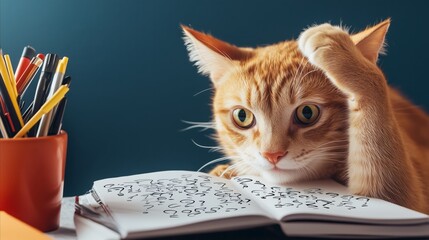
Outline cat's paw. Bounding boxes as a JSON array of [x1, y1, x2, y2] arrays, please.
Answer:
[[298, 23, 354, 70], [209, 164, 235, 179]]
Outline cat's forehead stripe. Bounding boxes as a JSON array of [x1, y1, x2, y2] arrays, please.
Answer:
[[242, 43, 308, 110]]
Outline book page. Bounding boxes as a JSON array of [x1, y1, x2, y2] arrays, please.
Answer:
[[231, 176, 429, 224], [92, 171, 269, 237]]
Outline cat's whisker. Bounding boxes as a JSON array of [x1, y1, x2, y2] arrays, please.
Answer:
[[220, 166, 239, 178], [300, 142, 348, 158], [208, 148, 222, 153], [315, 147, 349, 152], [219, 164, 238, 178], [316, 152, 349, 156], [197, 155, 240, 172], [294, 59, 311, 97], [191, 139, 222, 151], [316, 144, 349, 149], [292, 57, 306, 83], [193, 87, 214, 96], [301, 164, 319, 179], [299, 149, 346, 165], [297, 59, 310, 80], [180, 120, 215, 132], [314, 139, 349, 148], [314, 148, 348, 153], [316, 158, 343, 166], [299, 69, 318, 82], [314, 143, 349, 148], [309, 147, 348, 155], [296, 59, 310, 88], [317, 154, 345, 161]]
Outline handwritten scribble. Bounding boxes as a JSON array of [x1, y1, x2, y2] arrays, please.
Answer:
[[101, 174, 252, 219], [100, 174, 371, 220], [233, 177, 371, 211]]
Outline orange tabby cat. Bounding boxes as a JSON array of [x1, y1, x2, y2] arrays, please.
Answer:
[[182, 19, 429, 214]]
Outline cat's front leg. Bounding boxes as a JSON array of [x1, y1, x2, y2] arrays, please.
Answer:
[[297, 23, 425, 211]]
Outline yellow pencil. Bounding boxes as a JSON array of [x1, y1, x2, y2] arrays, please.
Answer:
[[14, 85, 69, 138], [0, 49, 24, 126], [3, 54, 18, 99], [0, 50, 11, 83]]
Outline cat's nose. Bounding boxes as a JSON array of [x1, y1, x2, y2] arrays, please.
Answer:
[[262, 151, 287, 165]]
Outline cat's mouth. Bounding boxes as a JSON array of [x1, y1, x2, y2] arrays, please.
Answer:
[[244, 153, 314, 173], [272, 166, 290, 171], [263, 157, 313, 171], [269, 165, 305, 172], [246, 155, 317, 183], [267, 167, 292, 174]]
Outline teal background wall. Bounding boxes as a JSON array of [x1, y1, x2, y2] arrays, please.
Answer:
[[1, 0, 428, 196]]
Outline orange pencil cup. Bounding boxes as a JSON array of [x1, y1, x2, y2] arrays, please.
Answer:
[[0, 131, 67, 232]]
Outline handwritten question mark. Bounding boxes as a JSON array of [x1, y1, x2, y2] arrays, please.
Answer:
[[292, 199, 303, 208], [356, 197, 370, 207], [341, 195, 354, 201], [180, 199, 195, 207], [108, 187, 125, 196], [235, 178, 253, 188], [168, 203, 181, 208], [127, 194, 138, 201], [142, 204, 154, 214], [316, 199, 334, 209], [163, 209, 178, 218], [254, 180, 266, 189]]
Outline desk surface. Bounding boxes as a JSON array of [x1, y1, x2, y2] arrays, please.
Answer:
[[47, 197, 76, 240]]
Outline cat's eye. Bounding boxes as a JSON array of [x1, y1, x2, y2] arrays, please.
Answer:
[[295, 104, 320, 126], [232, 108, 255, 129]]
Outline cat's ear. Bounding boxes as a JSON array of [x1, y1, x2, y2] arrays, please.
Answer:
[[182, 25, 253, 85], [351, 19, 390, 63]]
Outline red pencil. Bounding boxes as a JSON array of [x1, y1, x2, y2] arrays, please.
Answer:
[[16, 56, 43, 94], [0, 97, 15, 133]]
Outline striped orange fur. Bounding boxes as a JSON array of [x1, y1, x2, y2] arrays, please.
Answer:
[[182, 20, 429, 214]]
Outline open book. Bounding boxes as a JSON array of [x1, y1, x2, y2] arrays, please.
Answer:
[[74, 171, 429, 239]]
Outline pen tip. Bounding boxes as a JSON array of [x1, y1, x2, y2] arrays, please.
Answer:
[[57, 57, 69, 74], [22, 46, 36, 58]]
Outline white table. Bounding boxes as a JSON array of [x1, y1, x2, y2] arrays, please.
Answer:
[[46, 197, 77, 240]]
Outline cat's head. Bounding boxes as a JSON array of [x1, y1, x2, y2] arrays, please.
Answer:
[[182, 21, 388, 184]]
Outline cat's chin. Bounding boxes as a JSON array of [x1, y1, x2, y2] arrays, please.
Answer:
[[259, 168, 310, 184]]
